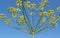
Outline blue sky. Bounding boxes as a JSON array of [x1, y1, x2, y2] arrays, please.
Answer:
[[0, 0, 60, 38]]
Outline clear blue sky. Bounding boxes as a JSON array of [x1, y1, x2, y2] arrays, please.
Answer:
[[0, 0, 60, 38]]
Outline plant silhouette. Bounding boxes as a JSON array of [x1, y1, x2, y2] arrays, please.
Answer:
[[0, 0, 60, 38]]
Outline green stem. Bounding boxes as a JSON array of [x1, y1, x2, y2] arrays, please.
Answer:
[[32, 34, 34, 38], [21, 0, 33, 31]]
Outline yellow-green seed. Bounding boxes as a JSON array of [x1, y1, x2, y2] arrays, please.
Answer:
[[26, 4, 31, 9], [43, 0, 49, 6], [12, 13, 18, 18], [30, 12, 34, 16], [4, 19, 12, 24], [57, 6, 60, 12], [57, 16, 60, 20], [48, 10, 55, 17], [16, 0, 22, 6], [50, 21, 57, 27], [49, 16, 56, 21], [0, 13, 6, 19], [41, 17, 46, 23], [18, 19, 26, 25], [31, 4, 36, 9], [39, 12, 47, 16], [39, 6, 44, 11], [8, 7, 21, 13]]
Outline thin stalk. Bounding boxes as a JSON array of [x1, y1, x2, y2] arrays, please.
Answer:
[[21, 0, 33, 31], [35, 25, 49, 34], [31, 9, 34, 29], [21, 26, 30, 34], [32, 34, 34, 38], [34, 15, 42, 31], [32, 31, 34, 38], [35, 17, 49, 31]]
